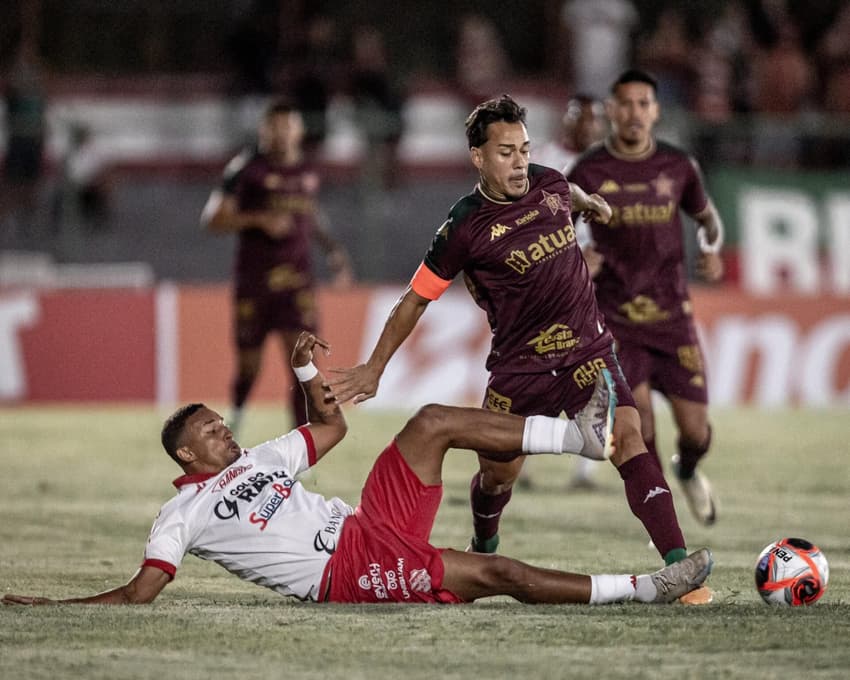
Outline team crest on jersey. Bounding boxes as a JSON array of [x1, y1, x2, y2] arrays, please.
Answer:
[[598, 179, 621, 194], [651, 172, 675, 198], [490, 223, 511, 241], [539, 190, 567, 215]]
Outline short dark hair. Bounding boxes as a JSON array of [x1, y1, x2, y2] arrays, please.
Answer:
[[264, 98, 298, 119], [161, 403, 205, 465], [465, 94, 527, 149], [611, 69, 658, 95]]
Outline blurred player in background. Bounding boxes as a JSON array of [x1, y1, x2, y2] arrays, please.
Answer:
[[201, 99, 353, 435], [330, 95, 698, 573], [2, 332, 712, 607], [568, 69, 724, 526], [530, 93, 607, 490]]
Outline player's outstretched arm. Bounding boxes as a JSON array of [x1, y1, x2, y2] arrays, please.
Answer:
[[200, 190, 291, 238], [291, 332, 347, 461], [569, 182, 612, 225], [327, 287, 430, 404], [2, 565, 170, 606]]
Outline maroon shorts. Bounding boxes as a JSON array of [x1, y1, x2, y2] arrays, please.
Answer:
[[320, 441, 464, 604], [607, 317, 708, 404], [482, 343, 635, 417], [234, 284, 317, 349]]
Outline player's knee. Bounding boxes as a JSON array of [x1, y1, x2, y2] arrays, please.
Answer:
[[407, 403, 452, 439], [479, 555, 527, 591]]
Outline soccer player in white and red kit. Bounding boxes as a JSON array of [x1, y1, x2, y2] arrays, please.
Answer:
[[2, 333, 713, 607], [330, 95, 698, 569]]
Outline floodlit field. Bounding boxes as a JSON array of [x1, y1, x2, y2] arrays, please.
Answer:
[[1, 404, 848, 679]]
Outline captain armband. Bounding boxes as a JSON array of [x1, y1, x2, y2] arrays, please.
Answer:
[[410, 262, 452, 301]]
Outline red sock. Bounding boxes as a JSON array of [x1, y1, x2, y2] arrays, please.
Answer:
[[618, 452, 685, 559], [470, 472, 513, 541]]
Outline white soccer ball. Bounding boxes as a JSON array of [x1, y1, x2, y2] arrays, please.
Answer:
[[754, 538, 829, 606]]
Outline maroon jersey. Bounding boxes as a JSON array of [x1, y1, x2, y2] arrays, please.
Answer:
[[421, 164, 612, 374], [221, 148, 319, 289], [567, 140, 709, 327]]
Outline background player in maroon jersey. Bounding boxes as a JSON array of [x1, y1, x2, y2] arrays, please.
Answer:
[[568, 69, 725, 526], [201, 100, 353, 435], [330, 95, 700, 572]]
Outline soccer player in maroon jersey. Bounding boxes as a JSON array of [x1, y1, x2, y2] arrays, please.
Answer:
[[567, 69, 725, 526], [330, 95, 700, 570], [201, 99, 353, 434]]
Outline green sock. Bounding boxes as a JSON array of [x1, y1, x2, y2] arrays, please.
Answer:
[[664, 547, 688, 565], [471, 534, 500, 553]]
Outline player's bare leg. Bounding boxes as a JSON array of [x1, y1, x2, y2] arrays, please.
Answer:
[[229, 347, 263, 436], [439, 547, 713, 604], [630, 381, 662, 469], [669, 396, 716, 526]]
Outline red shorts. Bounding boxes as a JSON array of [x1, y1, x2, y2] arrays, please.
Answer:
[[607, 317, 709, 404], [483, 343, 636, 417], [320, 441, 464, 604]]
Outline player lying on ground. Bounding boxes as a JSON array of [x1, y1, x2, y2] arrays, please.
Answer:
[[2, 333, 712, 607]]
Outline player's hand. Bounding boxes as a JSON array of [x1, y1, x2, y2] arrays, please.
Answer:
[[582, 193, 612, 225], [326, 364, 381, 404], [2, 594, 57, 606], [696, 252, 724, 283], [262, 213, 293, 239], [581, 244, 604, 278], [291, 332, 331, 369]]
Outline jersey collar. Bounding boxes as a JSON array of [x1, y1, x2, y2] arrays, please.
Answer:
[[172, 472, 217, 489], [605, 136, 656, 161]]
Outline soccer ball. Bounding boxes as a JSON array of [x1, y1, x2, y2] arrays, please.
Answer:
[[754, 538, 829, 606]]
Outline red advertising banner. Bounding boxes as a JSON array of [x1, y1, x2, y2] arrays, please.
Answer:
[[2, 285, 848, 408]]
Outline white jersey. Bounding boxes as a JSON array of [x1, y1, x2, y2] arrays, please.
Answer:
[[143, 427, 354, 602]]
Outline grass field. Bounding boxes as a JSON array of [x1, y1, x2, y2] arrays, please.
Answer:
[[1, 403, 848, 679]]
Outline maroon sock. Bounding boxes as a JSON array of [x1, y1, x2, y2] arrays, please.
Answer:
[[618, 452, 685, 559], [470, 472, 513, 541], [232, 374, 254, 409], [676, 425, 712, 478], [644, 434, 662, 471]]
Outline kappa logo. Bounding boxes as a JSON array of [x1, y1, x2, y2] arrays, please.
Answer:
[[490, 223, 512, 241], [643, 486, 671, 503], [598, 179, 621, 193]]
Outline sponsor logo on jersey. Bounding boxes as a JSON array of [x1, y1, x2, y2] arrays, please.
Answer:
[[598, 179, 621, 194], [490, 223, 512, 241], [527, 323, 580, 355], [643, 486, 671, 503], [608, 201, 676, 228], [623, 182, 649, 193], [357, 558, 422, 601], [485, 387, 512, 412], [503, 222, 577, 274], [539, 189, 568, 215], [212, 469, 296, 524], [249, 481, 295, 531], [572, 357, 608, 389], [313, 507, 346, 554], [619, 295, 670, 324], [515, 209, 540, 226], [212, 464, 253, 493]]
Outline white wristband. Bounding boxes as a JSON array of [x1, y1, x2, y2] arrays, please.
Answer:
[[697, 224, 724, 255], [292, 362, 318, 382]]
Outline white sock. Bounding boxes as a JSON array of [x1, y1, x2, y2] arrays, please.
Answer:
[[589, 574, 637, 604], [522, 415, 583, 454]]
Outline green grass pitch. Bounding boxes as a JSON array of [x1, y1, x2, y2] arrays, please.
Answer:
[[1, 404, 848, 679]]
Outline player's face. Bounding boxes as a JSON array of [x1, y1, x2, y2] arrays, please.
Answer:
[[260, 112, 305, 159], [180, 407, 242, 473], [470, 121, 530, 201], [607, 82, 659, 150]]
